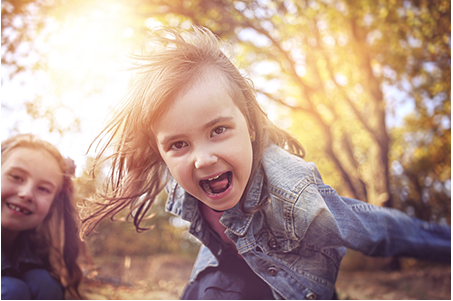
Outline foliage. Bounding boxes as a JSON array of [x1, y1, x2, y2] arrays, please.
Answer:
[[82, 195, 200, 257], [390, 113, 451, 223], [73, 156, 200, 257]]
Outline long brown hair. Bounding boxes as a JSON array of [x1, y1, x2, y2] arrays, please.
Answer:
[[80, 26, 304, 236], [1, 134, 83, 299]]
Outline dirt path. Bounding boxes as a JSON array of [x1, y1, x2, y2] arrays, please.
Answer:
[[79, 255, 451, 300], [335, 267, 451, 300], [80, 255, 193, 299]]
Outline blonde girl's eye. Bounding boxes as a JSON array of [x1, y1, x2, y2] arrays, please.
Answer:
[[211, 126, 227, 137], [9, 173, 23, 182], [38, 186, 52, 194], [170, 141, 188, 150]]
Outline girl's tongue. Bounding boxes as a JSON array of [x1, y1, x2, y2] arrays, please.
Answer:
[[209, 173, 229, 193], [200, 172, 232, 194]]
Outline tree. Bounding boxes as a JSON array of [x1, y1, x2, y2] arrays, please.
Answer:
[[390, 112, 451, 223]]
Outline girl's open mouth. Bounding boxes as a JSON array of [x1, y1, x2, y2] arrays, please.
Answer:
[[199, 171, 232, 195]]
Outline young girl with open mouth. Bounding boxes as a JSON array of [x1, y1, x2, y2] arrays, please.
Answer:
[[80, 26, 450, 300]]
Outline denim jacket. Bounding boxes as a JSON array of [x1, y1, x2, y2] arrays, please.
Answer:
[[165, 144, 451, 300]]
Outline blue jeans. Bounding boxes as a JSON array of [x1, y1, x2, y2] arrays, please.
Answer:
[[1, 269, 64, 300]]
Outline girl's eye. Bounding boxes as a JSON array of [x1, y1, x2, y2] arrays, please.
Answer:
[[38, 187, 52, 194], [9, 174, 23, 182], [170, 141, 187, 150], [211, 126, 227, 137]]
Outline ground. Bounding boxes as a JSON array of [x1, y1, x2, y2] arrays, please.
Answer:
[[335, 267, 451, 300], [79, 254, 451, 300]]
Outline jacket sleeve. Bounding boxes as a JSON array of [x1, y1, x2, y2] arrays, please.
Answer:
[[297, 183, 451, 263]]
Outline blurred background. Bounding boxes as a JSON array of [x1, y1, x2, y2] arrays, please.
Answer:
[[2, 0, 451, 299]]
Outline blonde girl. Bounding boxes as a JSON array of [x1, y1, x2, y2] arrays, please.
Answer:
[[81, 27, 450, 299], [2, 134, 82, 299]]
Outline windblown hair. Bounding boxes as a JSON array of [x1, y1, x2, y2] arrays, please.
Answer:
[[80, 26, 304, 236], [1, 134, 83, 299]]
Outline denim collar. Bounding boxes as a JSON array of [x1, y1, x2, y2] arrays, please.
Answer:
[[219, 164, 266, 237]]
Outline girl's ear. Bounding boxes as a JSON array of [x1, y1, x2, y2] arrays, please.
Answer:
[[250, 128, 256, 142]]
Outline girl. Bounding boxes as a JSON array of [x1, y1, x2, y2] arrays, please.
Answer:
[[2, 134, 83, 299], [81, 27, 450, 299]]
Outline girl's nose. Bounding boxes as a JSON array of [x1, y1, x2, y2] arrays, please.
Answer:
[[17, 182, 34, 202], [194, 149, 218, 169]]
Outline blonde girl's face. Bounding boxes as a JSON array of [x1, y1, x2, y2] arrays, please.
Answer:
[[154, 67, 254, 211], [1, 147, 63, 236]]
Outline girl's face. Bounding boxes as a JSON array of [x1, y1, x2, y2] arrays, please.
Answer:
[[154, 67, 254, 211], [1, 147, 63, 236]]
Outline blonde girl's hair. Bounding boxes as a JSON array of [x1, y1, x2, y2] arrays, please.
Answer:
[[1, 134, 83, 299], [80, 26, 304, 236]]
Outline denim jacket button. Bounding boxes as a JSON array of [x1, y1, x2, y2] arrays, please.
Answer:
[[267, 266, 278, 276], [305, 292, 317, 300], [268, 238, 279, 249]]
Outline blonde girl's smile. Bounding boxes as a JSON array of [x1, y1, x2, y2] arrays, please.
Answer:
[[5, 202, 32, 215], [154, 66, 254, 211]]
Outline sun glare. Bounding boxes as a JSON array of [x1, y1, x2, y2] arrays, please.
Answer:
[[2, 1, 138, 175]]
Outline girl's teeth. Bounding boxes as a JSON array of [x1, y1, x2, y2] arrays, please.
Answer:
[[208, 174, 221, 181], [7, 203, 31, 215]]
